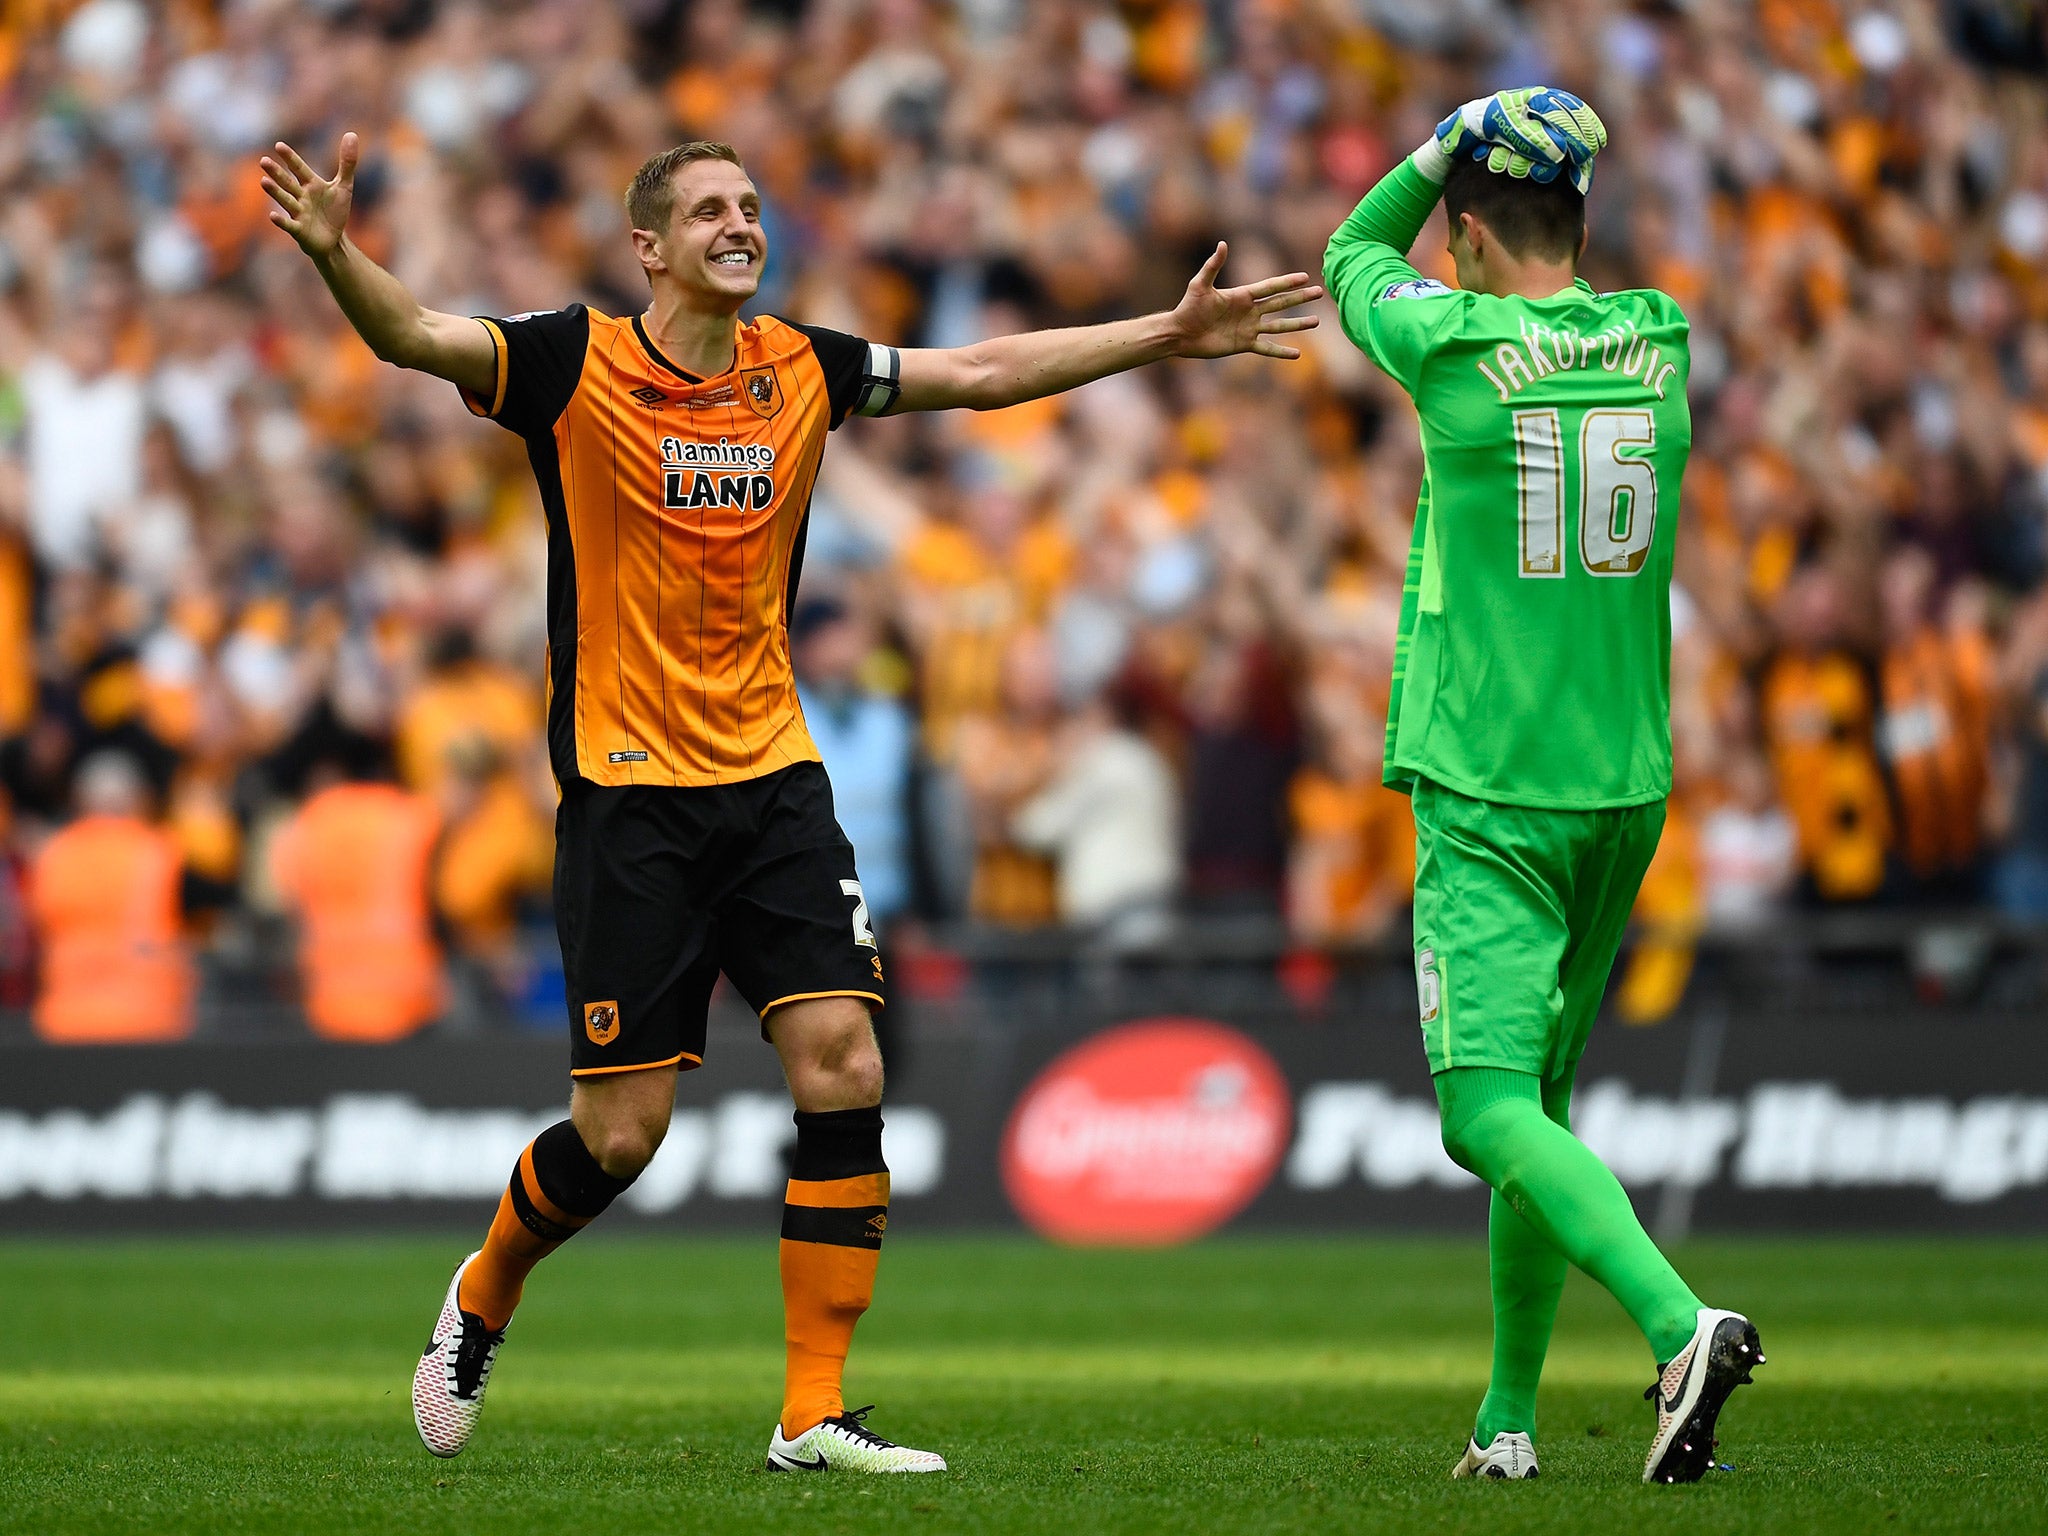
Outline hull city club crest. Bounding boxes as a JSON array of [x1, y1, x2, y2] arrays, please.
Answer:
[[583, 1000, 620, 1045], [741, 365, 781, 418]]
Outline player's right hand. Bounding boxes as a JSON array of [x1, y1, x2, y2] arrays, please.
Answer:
[[260, 134, 359, 261]]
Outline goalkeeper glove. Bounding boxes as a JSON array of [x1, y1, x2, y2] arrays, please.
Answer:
[[1431, 87, 1608, 195]]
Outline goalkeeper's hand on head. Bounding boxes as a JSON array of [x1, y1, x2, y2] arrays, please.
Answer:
[[1424, 87, 1607, 195]]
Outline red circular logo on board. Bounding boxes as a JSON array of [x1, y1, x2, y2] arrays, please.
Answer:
[[1000, 1018, 1292, 1246]]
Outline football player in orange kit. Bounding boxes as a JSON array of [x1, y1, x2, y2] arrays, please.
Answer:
[[262, 132, 1319, 1473]]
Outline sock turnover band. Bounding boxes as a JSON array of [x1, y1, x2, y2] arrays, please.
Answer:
[[789, 1105, 888, 1180]]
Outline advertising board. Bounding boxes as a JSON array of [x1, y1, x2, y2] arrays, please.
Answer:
[[3, 1001, 2044, 1235]]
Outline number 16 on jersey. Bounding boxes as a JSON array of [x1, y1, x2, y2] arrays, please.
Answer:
[[1514, 407, 1657, 579]]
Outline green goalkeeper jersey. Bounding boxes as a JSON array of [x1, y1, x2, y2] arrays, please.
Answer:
[[1325, 159, 1691, 810]]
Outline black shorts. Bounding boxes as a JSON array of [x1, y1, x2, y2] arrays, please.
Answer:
[[554, 761, 886, 1077]]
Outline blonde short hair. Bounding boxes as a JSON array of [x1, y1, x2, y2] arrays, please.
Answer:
[[624, 141, 747, 234]]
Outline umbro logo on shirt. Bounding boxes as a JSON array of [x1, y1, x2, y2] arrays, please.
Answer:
[[635, 383, 746, 410]]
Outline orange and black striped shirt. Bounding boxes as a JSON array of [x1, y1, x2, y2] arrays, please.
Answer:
[[463, 306, 899, 787]]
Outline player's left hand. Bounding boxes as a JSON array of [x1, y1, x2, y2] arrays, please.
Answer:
[[1169, 243, 1323, 361], [1436, 88, 1608, 195]]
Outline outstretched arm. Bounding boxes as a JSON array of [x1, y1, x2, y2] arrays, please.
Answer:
[[887, 243, 1320, 414], [260, 134, 497, 398]]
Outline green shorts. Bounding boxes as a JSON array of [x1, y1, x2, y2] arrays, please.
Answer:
[[1410, 776, 1664, 1079]]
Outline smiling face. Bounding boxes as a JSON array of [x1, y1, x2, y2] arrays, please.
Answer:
[[630, 157, 766, 312]]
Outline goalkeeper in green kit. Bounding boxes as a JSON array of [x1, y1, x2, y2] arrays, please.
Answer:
[[1324, 90, 1763, 1484]]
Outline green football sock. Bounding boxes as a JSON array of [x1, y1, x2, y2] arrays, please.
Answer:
[[1473, 1188, 1566, 1444], [1437, 1067, 1701, 1369], [1471, 1069, 1575, 1444]]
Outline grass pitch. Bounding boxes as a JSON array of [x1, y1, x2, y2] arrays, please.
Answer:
[[0, 1235, 2042, 1534]]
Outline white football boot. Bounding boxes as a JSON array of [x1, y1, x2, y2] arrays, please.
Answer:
[[1643, 1307, 1764, 1484], [1451, 1430, 1540, 1480], [766, 1406, 947, 1473], [412, 1252, 507, 1458]]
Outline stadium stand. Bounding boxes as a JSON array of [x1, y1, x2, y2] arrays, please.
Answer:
[[0, 0, 2046, 1035]]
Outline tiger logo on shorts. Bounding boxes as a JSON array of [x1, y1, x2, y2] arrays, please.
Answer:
[[584, 1000, 621, 1046]]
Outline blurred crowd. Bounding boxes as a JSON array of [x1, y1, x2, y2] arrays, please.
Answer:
[[2, 0, 2048, 1040]]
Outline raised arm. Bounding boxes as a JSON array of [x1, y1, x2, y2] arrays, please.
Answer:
[[1323, 153, 1446, 314], [260, 134, 497, 398], [886, 243, 1319, 414], [1321, 142, 1462, 397]]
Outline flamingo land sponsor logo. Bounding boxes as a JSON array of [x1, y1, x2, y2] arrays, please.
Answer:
[[1000, 1019, 1292, 1245]]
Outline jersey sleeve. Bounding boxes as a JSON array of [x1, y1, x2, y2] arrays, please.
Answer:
[[461, 304, 590, 438], [1324, 158, 1470, 396], [784, 321, 902, 428]]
